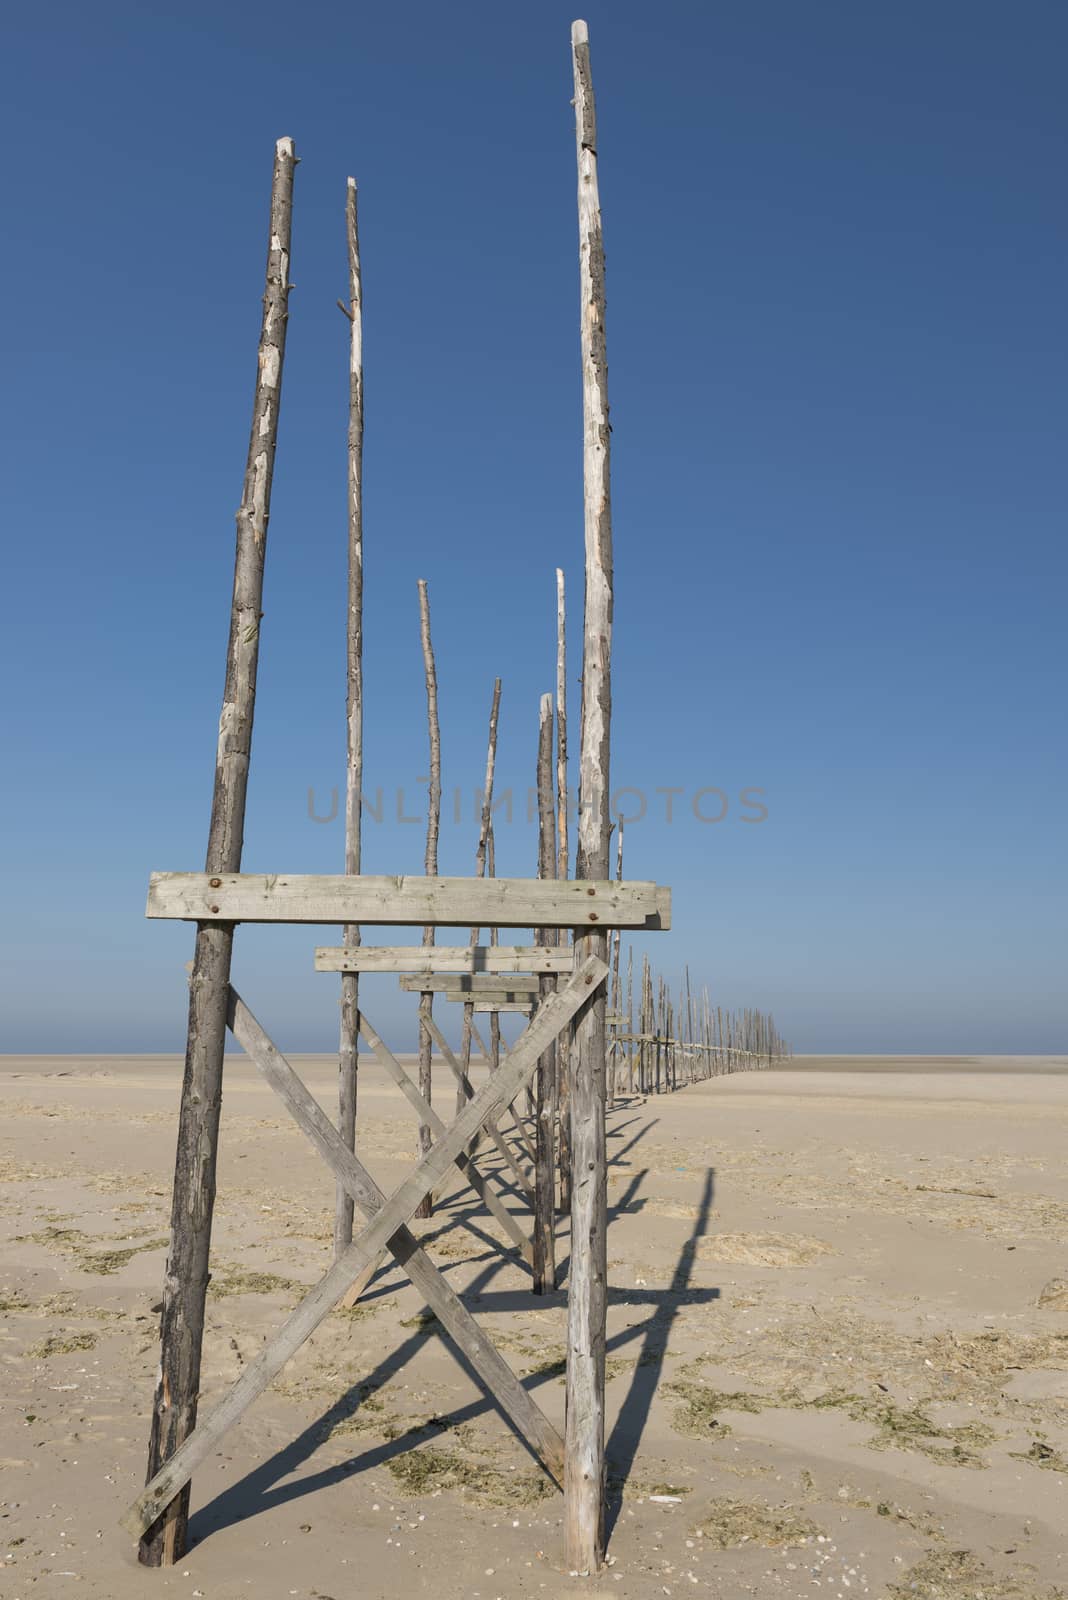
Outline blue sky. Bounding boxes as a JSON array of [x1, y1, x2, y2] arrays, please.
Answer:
[[1, 1, 1064, 1054]]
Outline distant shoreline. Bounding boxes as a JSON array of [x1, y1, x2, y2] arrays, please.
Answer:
[[1, 1052, 1065, 1078], [783, 1054, 1068, 1075]]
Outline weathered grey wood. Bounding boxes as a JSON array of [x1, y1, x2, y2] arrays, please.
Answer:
[[469, 1017, 537, 1182], [567, 20, 612, 1573], [356, 1011, 533, 1264], [461, 678, 503, 1117], [336, 174, 365, 1259], [472, 1001, 533, 1013], [607, 818, 624, 1107], [122, 982, 584, 1538], [147, 873, 668, 928], [316, 945, 575, 974], [554, 567, 572, 1217], [486, 818, 503, 1075], [533, 692, 558, 1294], [416, 578, 442, 1218], [400, 974, 541, 998], [138, 136, 297, 1570], [420, 1010, 536, 1203]]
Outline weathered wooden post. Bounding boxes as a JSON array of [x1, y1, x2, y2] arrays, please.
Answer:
[[625, 943, 634, 1092], [335, 176, 364, 1257], [416, 578, 441, 1218], [565, 18, 613, 1572], [533, 692, 557, 1293], [607, 817, 623, 1104], [138, 137, 296, 1567], [460, 679, 503, 1116], [555, 568, 573, 1213], [487, 823, 502, 1073]]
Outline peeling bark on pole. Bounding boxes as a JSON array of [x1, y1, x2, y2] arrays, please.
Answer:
[[566, 19, 613, 1575], [533, 693, 557, 1293], [416, 579, 441, 1219], [138, 136, 296, 1568], [336, 176, 364, 1258]]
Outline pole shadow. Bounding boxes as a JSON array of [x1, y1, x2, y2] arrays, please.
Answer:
[[604, 1165, 715, 1537]]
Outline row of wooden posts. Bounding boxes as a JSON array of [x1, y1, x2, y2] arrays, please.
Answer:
[[397, 577, 789, 1276], [607, 951, 790, 1098], [125, 24, 774, 1581]]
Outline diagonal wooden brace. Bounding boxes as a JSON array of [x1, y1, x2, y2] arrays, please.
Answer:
[[421, 1010, 535, 1201], [122, 955, 606, 1540], [469, 1016, 538, 1166], [357, 1011, 533, 1265]]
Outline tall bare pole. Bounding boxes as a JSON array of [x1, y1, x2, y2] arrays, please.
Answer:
[[139, 138, 296, 1567], [555, 568, 569, 880], [487, 823, 501, 1072], [460, 679, 502, 1113], [625, 943, 634, 1092], [607, 817, 623, 1104], [565, 19, 613, 1573], [555, 569, 573, 1212], [533, 693, 558, 1293], [335, 177, 364, 1257], [416, 579, 441, 1218]]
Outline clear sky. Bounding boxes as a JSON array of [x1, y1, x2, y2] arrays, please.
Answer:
[[2, 1, 1064, 1054]]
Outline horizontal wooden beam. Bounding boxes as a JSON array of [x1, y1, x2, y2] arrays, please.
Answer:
[[398, 974, 541, 998], [470, 1001, 533, 1014], [314, 944, 575, 974], [147, 873, 670, 930]]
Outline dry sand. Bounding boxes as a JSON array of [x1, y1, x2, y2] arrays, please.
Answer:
[[2, 1052, 1066, 1599]]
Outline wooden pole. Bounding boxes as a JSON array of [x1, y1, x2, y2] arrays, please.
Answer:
[[533, 693, 557, 1293], [555, 568, 573, 1213], [607, 817, 623, 1105], [460, 678, 502, 1115], [625, 943, 634, 1092], [487, 823, 501, 1074], [138, 137, 296, 1568], [566, 18, 613, 1573], [556, 567, 569, 880], [416, 579, 441, 1218], [335, 177, 364, 1258]]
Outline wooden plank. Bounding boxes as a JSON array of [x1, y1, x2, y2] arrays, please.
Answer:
[[356, 1012, 533, 1264], [398, 973, 542, 997], [122, 978, 589, 1540], [471, 1001, 533, 1014], [316, 944, 574, 974], [138, 135, 298, 1572], [147, 872, 669, 929]]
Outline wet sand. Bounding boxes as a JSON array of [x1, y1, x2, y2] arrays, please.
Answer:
[[2, 1054, 1066, 1598]]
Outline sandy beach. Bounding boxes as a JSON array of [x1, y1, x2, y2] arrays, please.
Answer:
[[2, 1053, 1066, 1599]]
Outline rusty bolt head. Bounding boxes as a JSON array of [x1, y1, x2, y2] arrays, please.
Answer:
[[588, 912, 599, 922], [209, 904, 220, 914], [586, 888, 596, 896], [209, 877, 222, 888]]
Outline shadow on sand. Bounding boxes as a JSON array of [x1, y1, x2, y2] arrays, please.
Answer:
[[188, 1104, 718, 1549]]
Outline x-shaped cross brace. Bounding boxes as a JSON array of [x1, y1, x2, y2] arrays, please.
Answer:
[[123, 954, 607, 1540]]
